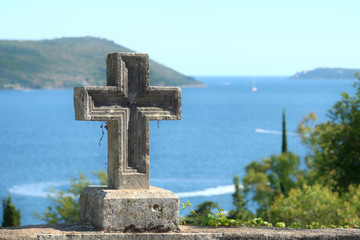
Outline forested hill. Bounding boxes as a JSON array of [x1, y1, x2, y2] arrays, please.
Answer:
[[0, 37, 203, 89], [290, 68, 359, 79]]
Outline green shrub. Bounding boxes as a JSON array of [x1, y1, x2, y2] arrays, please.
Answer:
[[269, 184, 360, 227], [34, 171, 106, 224]]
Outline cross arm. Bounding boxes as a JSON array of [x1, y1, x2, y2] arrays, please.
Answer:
[[138, 86, 181, 121], [74, 86, 127, 121], [74, 86, 182, 122]]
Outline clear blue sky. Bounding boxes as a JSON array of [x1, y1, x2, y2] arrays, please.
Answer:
[[1, 0, 359, 76]]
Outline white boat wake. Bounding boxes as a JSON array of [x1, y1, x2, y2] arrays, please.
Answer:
[[255, 128, 298, 135], [9, 182, 236, 199], [176, 185, 235, 198], [9, 181, 68, 197]]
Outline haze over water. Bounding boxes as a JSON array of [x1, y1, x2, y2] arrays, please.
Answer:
[[0, 76, 356, 225]]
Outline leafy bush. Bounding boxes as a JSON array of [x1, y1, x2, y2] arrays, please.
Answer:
[[181, 201, 273, 227], [269, 184, 360, 227], [181, 201, 219, 225], [34, 171, 106, 224]]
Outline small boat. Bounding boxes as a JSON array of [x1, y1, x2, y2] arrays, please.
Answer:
[[252, 79, 257, 91]]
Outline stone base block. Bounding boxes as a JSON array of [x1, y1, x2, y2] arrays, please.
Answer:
[[79, 186, 179, 232]]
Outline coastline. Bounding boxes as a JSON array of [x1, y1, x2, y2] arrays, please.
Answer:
[[0, 84, 207, 91]]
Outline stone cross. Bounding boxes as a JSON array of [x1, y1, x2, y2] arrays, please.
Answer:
[[74, 53, 181, 189]]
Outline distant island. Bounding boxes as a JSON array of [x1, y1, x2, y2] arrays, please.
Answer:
[[0, 37, 203, 89], [290, 68, 359, 79]]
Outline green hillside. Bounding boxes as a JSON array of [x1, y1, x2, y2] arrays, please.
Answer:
[[290, 68, 359, 79], [0, 37, 203, 89]]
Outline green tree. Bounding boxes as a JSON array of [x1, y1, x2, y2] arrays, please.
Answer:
[[282, 109, 287, 153], [243, 110, 304, 218], [299, 75, 360, 193], [2, 194, 21, 227], [243, 152, 303, 218], [34, 171, 107, 224], [228, 174, 253, 220]]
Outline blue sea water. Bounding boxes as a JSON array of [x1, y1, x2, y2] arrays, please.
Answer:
[[0, 76, 356, 225]]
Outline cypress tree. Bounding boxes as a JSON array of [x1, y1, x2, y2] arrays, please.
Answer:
[[2, 194, 21, 227], [282, 109, 287, 153]]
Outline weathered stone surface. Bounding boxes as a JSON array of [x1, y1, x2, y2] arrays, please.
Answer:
[[79, 186, 179, 232], [73, 53, 181, 232], [74, 53, 181, 190], [1, 224, 360, 240]]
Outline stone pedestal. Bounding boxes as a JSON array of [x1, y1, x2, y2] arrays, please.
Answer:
[[79, 186, 179, 232]]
